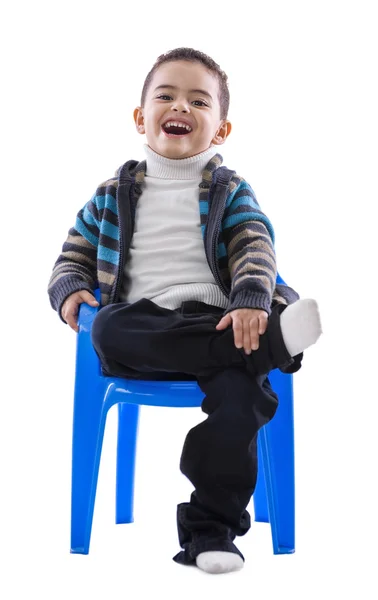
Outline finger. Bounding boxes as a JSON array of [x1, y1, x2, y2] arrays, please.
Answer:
[[232, 319, 243, 349], [250, 320, 260, 350], [216, 314, 231, 330], [242, 323, 252, 355], [65, 307, 79, 332], [258, 314, 268, 335], [79, 290, 99, 306]]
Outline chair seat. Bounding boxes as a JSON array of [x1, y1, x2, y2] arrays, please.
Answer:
[[102, 377, 205, 409]]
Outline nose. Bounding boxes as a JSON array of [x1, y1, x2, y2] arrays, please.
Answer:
[[171, 99, 190, 113]]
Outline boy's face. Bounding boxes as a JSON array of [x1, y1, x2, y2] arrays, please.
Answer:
[[134, 60, 231, 159]]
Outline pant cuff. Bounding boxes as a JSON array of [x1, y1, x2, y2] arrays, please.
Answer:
[[173, 540, 245, 566], [268, 304, 296, 372]]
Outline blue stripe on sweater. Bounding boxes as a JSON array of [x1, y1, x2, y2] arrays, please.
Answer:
[[98, 245, 119, 265], [75, 218, 99, 246], [217, 242, 227, 258], [101, 221, 119, 241], [226, 181, 258, 209], [94, 194, 118, 214], [83, 205, 100, 228], [199, 201, 208, 215]]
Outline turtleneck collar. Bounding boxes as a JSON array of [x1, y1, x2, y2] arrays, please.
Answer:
[[143, 144, 220, 180]]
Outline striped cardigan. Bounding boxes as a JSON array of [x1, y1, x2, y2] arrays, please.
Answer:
[[48, 153, 299, 320]]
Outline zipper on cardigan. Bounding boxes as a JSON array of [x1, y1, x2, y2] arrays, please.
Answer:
[[210, 210, 230, 297], [204, 181, 230, 297], [112, 182, 132, 304]]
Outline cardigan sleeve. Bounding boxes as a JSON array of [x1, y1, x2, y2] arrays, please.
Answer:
[[223, 180, 277, 315], [47, 196, 100, 321]]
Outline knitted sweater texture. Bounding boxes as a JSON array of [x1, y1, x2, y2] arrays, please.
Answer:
[[48, 153, 298, 320]]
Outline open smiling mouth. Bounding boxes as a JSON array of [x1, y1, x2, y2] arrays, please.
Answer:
[[162, 121, 192, 138]]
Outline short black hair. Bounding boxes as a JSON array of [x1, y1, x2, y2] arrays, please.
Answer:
[[140, 47, 230, 120]]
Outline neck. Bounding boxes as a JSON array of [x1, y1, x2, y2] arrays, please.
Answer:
[[143, 145, 220, 179]]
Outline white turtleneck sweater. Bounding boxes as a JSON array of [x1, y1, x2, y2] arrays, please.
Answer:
[[119, 145, 229, 310]]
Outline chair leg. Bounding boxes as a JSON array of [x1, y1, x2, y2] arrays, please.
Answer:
[[253, 438, 269, 523], [115, 403, 140, 525], [259, 370, 295, 554], [71, 387, 107, 555]]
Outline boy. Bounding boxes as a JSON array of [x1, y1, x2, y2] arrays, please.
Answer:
[[48, 48, 321, 574]]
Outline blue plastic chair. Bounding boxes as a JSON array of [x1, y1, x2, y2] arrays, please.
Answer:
[[71, 285, 295, 556]]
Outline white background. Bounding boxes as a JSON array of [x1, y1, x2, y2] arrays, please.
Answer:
[[1, 0, 377, 598]]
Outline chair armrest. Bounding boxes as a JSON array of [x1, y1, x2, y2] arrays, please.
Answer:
[[75, 289, 102, 378], [77, 289, 101, 332]]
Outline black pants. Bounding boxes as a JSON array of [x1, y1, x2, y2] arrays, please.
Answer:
[[91, 298, 300, 564]]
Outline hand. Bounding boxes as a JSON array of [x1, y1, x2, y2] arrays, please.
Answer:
[[61, 290, 99, 332], [216, 308, 268, 354]]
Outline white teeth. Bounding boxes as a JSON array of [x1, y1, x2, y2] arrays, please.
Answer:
[[164, 121, 192, 132]]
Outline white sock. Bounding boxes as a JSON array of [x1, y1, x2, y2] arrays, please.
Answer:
[[280, 298, 322, 357], [196, 551, 244, 574]]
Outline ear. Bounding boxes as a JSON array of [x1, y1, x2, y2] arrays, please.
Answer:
[[212, 120, 232, 145], [134, 107, 145, 134]]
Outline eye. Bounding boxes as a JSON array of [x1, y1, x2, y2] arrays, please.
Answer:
[[156, 94, 172, 100], [192, 100, 208, 107]]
